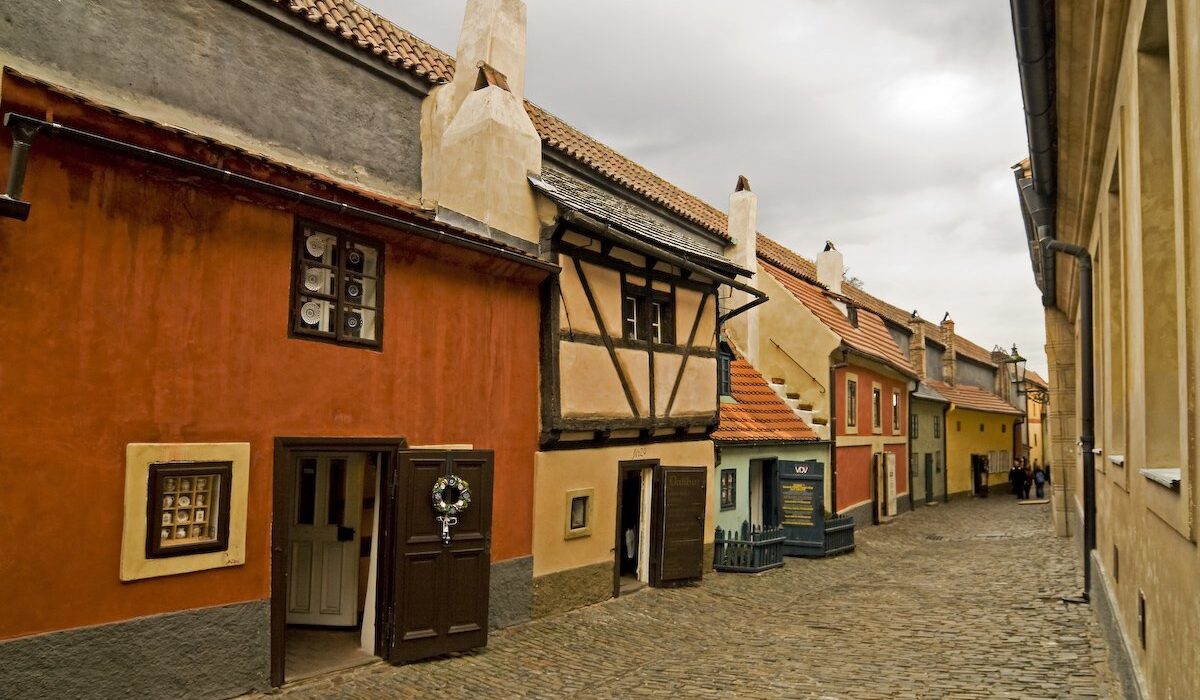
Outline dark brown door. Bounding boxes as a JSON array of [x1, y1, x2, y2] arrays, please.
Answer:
[[387, 450, 493, 663], [652, 466, 707, 585]]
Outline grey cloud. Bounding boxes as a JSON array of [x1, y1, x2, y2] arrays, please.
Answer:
[[363, 0, 1047, 373]]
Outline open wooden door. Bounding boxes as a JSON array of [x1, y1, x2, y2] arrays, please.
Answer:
[[652, 466, 707, 586], [385, 450, 493, 664]]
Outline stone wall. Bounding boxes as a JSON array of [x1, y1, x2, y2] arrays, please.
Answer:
[[0, 600, 270, 700], [1044, 308, 1078, 538], [531, 562, 612, 618], [490, 556, 533, 630]]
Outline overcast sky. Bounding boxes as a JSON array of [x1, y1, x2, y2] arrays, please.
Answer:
[[364, 0, 1047, 374]]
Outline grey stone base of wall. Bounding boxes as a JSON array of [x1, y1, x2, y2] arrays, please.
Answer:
[[1088, 550, 1145, 700], [895, 496, 912, 516], [489, 555, 533, 631], [842, 501, 874, 530], [531, 562, 612, 619], [0, 600, 270, 700], [702, 542, 715, 573]]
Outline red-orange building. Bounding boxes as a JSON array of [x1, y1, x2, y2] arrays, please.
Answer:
[[0, 62, 548, 695]]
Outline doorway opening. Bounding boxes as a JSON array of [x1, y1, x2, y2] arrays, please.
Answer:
[[971, 454, 989, 497], [283, 451, 382, 682], [615, 461, 655, 597], [749, 458, 779, 529]]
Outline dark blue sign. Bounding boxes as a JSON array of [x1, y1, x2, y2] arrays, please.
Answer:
[[777, 460, 825, 557]]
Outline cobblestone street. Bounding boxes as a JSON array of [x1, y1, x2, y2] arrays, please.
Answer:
[[267, 498, 1118, 699]]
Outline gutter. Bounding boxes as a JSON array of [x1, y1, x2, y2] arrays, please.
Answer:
[[1044, 238, 1096, 602], [559, 209, 767, 322], [828, 346, 851, 517], [1010, 0, 1058, 309], [0, 113, 559, 274]]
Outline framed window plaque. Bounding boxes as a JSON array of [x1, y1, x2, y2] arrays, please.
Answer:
[[146, 461, 233, 559]]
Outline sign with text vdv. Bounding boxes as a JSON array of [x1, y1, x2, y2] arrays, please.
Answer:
[[777, 460, 825, 557]]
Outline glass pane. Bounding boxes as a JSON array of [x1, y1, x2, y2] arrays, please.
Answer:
[[343, 276, 378, 309], [623, 296, 639, 339], [302, 229, 338, 267], [570, 496, 587, 530], [328, 459, 346, 526], [650, 302, 663, 343], [298, 296, 336, 333], [297, 459, 317, 525], [344, 241, 379, 277], [301, 265, 336, 297], [341, 306, 377, 341]]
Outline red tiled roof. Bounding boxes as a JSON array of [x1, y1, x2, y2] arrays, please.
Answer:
[[714, 358, 820, 443], [927, 380, 1023, 416], [269, 0, 731, 240], [1026, 370, 1049, 388], [761, 260, 916, 377]]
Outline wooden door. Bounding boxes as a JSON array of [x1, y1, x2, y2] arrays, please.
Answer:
[[652, 466, 707, 586], [387, 450, 493, 664], [924, 453, 935, 503], [287, 454, 364, 627]]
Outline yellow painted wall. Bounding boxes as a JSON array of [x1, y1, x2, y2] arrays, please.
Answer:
[[752, 268, 841, 419], [532, 440, 715, 577], [676, 288, 717, 350], [559, 342, 632, 417], [944, 407, 1019, 496]]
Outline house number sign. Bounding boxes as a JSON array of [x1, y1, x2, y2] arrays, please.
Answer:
[[431, 474, 472, 545]]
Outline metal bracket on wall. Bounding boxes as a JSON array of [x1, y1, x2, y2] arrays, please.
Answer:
[[0, 114, 40, 220]]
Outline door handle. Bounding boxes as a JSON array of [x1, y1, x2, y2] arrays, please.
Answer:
[[337, 526, 356, 542]]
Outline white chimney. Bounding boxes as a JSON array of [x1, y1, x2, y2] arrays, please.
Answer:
[[816, 241, 844, 296], [726, 176, 759, 366], [421, 0, 544, 245]]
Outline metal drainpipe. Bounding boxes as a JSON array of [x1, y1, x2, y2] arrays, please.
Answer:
[[1044, 237, 1096, 601]]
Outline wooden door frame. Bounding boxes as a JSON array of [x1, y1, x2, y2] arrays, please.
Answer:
[[270, 437, 408, 688], [613, 459, 659, 599]]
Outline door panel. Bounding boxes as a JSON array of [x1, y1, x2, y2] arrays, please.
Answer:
[[924, 454, 935, 503], [654, 466, 707, 585], [287, 454, 364, 627], [388, 450, 493, 663]]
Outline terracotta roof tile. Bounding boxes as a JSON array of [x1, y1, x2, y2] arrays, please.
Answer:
[[714, 358, 821, 443], [926, 380, 1023, 416], [761, 260, 915, 377], [269, 0, 731, 240], [1026, 370, 1049, 388]]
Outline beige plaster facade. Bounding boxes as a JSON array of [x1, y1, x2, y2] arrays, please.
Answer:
[[1016, 2, 1200, 697]]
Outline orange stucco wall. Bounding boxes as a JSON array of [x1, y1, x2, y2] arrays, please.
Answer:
[[837, 445, 873, 511], [0, 88, 543, 640]]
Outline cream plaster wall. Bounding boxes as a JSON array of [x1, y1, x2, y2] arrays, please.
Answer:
[[1039, 3, 1200, 695], [753, 268, 841, 419], [532, 440, 715, 577], [676, 288, 717, 350], [558, 342, 634, 418], [655, 354, 718, 417], [558, 257, 622, 336]]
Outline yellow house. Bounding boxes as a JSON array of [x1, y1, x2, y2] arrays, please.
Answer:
[[1011, 1, 1200, 697], [930, 383, 1023, 497]]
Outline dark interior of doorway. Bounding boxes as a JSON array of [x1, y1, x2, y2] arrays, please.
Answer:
[[761, 458, 779, 529], [619, 471, 641, 582]]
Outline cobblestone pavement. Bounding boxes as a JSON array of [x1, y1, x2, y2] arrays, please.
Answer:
[[264, 498, 1119, 699]]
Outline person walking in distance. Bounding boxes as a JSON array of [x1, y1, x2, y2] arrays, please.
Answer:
[[1022, 460, 1034, 500], [1033, 463, 1046, 499], [1012, 459, 1027, 500]]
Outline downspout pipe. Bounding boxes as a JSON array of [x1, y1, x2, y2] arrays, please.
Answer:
[[1044, 237, 1095, 600], [828, 347, 850, 517], [0, 113, 559, 274]]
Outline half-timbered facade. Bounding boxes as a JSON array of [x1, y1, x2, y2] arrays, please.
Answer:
[[527, 168, 757, 616]]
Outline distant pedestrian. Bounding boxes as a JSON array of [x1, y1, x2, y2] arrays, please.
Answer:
[[1009, 463, 1022, 497], [1022, 462, 1034, 499], [1038, 460, 1048, 484], [1033, 465, 1046, 499], [1012, 461, 1027, 499]]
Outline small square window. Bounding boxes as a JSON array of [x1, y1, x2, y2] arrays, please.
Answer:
[[146, 461, 232, 558], [563, 488, 594, 539], [292, 223, 383, 348], [720, 469, 736, 510], [1002, 423, 1007, 433], [980, 423, 985, 432]]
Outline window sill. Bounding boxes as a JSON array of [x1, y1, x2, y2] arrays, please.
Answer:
[[1140, 468, 1181, 491], [1108, 454, 1125, 467]]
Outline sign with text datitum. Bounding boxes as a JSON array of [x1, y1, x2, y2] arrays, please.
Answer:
[[777, 460, 825, 557]]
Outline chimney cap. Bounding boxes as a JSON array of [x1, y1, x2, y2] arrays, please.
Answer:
[[735, 175, 751, 192], [941, 312, 952, 323], [473, 62, 512, 92], [910, 310, 919, 320], [823, 240, 837, 252]]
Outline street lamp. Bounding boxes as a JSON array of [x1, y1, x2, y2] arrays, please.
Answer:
[[1008, 344, 1049, 404]]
